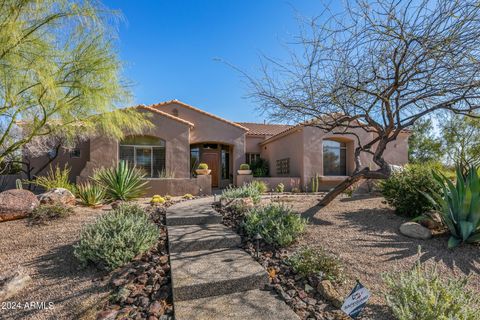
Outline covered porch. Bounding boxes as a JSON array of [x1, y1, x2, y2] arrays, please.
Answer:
[[190, 143, 233, 188]]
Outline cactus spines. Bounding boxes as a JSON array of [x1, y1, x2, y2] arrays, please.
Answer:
[[311, 173, 319, 193]]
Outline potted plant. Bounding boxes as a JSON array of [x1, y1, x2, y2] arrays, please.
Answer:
[[195, 163, 211, 175], [237, 163, 252, 175]]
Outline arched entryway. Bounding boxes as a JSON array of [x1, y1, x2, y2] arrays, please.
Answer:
[[190, 143, 233, 188]]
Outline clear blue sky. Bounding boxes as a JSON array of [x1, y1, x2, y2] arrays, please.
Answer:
[[103, 0, 326, 123]]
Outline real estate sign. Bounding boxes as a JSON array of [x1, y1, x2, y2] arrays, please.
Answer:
[[341, 281, 370, 318]]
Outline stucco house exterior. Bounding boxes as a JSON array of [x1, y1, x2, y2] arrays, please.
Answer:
[[26, 100, 410, 195]]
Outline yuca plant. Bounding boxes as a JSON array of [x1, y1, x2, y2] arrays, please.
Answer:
[[77, 182, 105, 207], [383, 252, 479, 320], [425, 165, 480, 248], [74, 204, 159, 270], [28, 165, 76, 193], [243, 203, 307, 246], [93, 161, 148, 201]]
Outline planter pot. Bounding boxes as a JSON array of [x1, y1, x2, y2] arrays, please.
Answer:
[[195, 169, 211, 175], [237, 169, 252, 175]]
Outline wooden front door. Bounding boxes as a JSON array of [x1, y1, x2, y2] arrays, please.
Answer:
[[202, 152, 219, 187]]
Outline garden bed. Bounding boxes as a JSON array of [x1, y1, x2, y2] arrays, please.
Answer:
[[218, 194, 480, 320]]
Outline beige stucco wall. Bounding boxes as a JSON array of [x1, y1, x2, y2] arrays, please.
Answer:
[[144, 175, 211, 196], [157, 102, 247, 183], [245, 136, 265, 154]]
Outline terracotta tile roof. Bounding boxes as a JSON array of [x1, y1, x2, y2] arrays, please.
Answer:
[[236, 122, 293, 136], [135, 105, 195, 127], [152, 100, 249, 131]]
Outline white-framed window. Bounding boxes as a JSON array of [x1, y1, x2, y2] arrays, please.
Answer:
[[119, 136, 166, 178], [246, 153, 260, 165], [323, 140, 347, 176]]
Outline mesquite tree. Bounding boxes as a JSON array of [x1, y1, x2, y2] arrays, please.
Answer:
[[250, 0, 480, 206]]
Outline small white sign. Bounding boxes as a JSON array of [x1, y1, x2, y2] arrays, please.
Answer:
[[341, 281, 371, 318]]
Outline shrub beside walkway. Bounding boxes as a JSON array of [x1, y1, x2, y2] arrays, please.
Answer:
[[166, 197, 299, 320]]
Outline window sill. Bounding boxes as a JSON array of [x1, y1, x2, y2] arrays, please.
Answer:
[[320, 175, 349, 181]]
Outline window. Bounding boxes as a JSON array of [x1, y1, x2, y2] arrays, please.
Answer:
[[323, 140, 347, 176], [119, 136, 166, 178], [221, 146, 230, 180], [190, 147, 200, 176], [246, 153, 260, 165], [70, 148, 81, 158], [276, 158, 290, 175]]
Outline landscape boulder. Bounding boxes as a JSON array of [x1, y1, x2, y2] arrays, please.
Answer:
[[39, 188, 75, 206], [399, 222, 432, 240], [0, 189, 39, 222], [0, 267, 31, 302], [419, 211, 444, 230], [317, 280, 343, 308], [221, 197, 255, 212]]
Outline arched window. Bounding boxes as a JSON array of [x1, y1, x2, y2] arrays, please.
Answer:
[[323, 140, 347, 176], [119, 136, 166, 178]]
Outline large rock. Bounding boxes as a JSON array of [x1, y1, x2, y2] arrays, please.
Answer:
[[39, 188, 75, 206], [317, 280, 343, 308], [0, 268, 31, 301], [399, 222, 432, 240], [221, 197, 255, 212], [0, 189, 39, 222]]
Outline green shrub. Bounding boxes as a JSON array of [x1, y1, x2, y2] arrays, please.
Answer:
[[379, 163, 441, 217], [276, 183, 285, 193], [383, 257, 479, 320], [251, 158, 269, 177], [197, 163, 208, 170], [77, 182, 105, 207], [28, 165, 76, 193], [425, 166, 480, 248], [30, 204, 73, 223], [287, 246, 343, 282], [221, 182, 261, 204], [239, 163, 250, 170], [93, 161, 148, 201], [243, 203, 307, 246], [74, 204, 159, 270], [151, 195, 165, 204], [252, 180, 268, 193]]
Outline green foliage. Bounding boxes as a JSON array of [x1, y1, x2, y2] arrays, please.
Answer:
[[276, 183, 285, 193], [74, 204, 159, 270], [151, 195, 165, 204], [425, 166, 480, 248], [383, 256, 479, 320], [221, 182, 261, 204], [379, 163, 442, 217], [408, 118, 444, 163], [243, 203, 307, 247], [251, 158, 269, 177], [0, 0, 151, 164], [93, 161, 148, 201], [77, 182, 105, 207], [311, 173, 320, 193], [15, 179, 22, 190], [197, 163, 208, 170], [30, 204, 73, 223], [252, 180, 268, 193], [157, 169, 175, 178], [287, 246, 343, 282], [29, 165, 76, 193], [183, 193, 194, 199], [239, 163, 250, 170]]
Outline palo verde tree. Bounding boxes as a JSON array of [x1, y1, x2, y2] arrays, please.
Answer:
[[250, 0, 480, 206], [0, 0, 150, 165]]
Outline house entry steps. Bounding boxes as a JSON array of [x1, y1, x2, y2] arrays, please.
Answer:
[[166, 197, 299, 320]]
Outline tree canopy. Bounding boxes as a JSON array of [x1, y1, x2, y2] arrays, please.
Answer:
[[0, 0, 150, 165]]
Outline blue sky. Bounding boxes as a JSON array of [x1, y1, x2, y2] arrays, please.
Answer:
[[103, 0, 326, 123]]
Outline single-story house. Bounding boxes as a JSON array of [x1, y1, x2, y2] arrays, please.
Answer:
[[26, 100, 409, 195]]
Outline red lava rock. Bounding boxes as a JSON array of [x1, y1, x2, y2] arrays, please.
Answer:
[[148, 301, 163, 315], [96, 309, 118, 320], [0, 189, 39, 222]]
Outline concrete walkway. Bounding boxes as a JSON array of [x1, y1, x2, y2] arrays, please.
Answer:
[[166, 197, 299, 320]]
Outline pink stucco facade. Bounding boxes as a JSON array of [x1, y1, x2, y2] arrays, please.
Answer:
[[26, 100, 410, 194]]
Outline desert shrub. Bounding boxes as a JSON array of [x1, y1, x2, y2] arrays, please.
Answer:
[[30, 204, 73, 223], [93, 161, 148, 201], [379, 163, 441, 217], [291, 187, 301, 193], [77, 182, 105, 207], [251, 158, 269, 177], [28, 165, 76, 193], [239, 163, 250, 170], [157, 169, 175, 178], [221, 182, 261, 204], [251, 180, 268, 193], [74, 204, 159, 270], [383, 257, 479, 320], [183, 193, 194, 199], [243, 203, 307, 246], [288, 246, 343, 282], [197, 163, 208, 170], [151, 195, 165, 204], [276, 183, 285, 193], [426, 165, 480, 248]]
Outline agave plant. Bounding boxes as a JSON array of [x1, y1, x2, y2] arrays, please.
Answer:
[[77, 182, 106, 207], [93, 161, 148, 201], [426, 166, 480, 248]]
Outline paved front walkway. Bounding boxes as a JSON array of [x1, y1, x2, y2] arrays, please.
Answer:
[[166, 197, 299, 320]]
